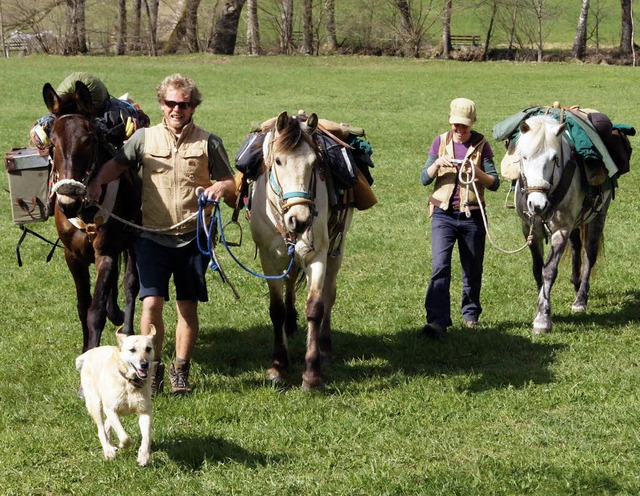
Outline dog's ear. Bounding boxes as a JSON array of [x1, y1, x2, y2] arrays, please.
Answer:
[[115, 326, 128, 347], [147, 324, 157, 339]]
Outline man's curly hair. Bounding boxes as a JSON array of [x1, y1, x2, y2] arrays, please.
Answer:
[[156, 73, 202, 107]]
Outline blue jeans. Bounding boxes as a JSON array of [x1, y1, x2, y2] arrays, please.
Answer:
[[424, 207, 486, 328]]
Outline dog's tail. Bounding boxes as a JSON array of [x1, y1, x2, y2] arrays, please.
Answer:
[[75, 352, 88, 372]]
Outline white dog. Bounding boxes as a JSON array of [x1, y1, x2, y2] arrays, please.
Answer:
[[76, 327, 156, 466]]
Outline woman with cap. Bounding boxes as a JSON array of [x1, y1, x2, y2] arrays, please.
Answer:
[[419, 98, 500, 339]]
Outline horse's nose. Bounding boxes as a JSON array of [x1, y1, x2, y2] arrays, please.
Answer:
[[286, 210, 312, 234], [57, 195, 83, 218], [527, 193, 549, 216]]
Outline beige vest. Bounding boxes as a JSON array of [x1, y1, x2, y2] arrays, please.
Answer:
[[429, 131, 487, 215], [142, 121, 212, 234]]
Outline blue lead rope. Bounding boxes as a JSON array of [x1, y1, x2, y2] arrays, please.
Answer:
[[196, 193, 296, 281], [196, 194, 225, 281]]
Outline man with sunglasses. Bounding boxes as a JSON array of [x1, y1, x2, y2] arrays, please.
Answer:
[[88, 74, 237, 396]]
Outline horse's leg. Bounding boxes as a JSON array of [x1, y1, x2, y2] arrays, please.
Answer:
[[572, 200, 610, 313], [318, 252, 344, 363], [87, 254, 119, 349], [105, 253, 125, 327], [284, 267, 299, 337], [569, 228, 582, 292], [302, 256, 328, 391], [65, 250, 92, 352], [526, 221, 545, 290], [266, 278, 289, 383], [533, 229, 570, 334], [121, 249, 139, 336]]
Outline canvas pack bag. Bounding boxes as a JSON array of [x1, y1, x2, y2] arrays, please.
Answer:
[[5, 147, 52, 224]]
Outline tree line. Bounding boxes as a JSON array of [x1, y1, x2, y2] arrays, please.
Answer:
[[1, 1, 637, 63]]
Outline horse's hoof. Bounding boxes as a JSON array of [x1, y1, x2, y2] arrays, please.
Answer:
[[571, 304, 587, 313], [266, 368, 286, 384], [301, 373, 325, 391], [301, 380, 325, 392], [532, 326, 551, 335]]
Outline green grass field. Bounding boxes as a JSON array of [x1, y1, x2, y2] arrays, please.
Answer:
[[1, 55, 640, 495]]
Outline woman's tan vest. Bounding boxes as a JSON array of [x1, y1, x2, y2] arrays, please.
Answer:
[[428, 131, 487, 216], [141, 121, 212, 234]]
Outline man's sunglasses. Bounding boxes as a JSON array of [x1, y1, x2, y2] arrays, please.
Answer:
[[163, 100, 192, 109]]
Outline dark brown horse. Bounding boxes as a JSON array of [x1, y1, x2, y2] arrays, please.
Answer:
[[43, 81, 141, 351]]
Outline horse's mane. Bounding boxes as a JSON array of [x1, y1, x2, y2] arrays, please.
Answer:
[[518, 115, 562, 158], [272, 116, 308, 152]]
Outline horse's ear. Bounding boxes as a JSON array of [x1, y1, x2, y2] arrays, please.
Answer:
[[74, 81, 94, 115], [43, 83, 61, 114], [276, 111, 289, 132], [555, 122, 567, 137], [305, 113, 318, 133], [519, 121, 531, 134]]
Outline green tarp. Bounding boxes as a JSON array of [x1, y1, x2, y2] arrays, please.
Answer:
[[492, 106, 618, 178]]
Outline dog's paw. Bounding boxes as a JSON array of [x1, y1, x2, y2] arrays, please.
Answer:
[[137, 449, 150, 466], [119, 436, 132, 449], [103, 445, 117, 460]]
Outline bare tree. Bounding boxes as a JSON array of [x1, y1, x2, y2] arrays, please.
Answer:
[[325, 0, 337, 52], [508, 0, 557, 62], [620, 0, 633, 55], [64, 0, 87, 54], [0, 1, 5, 57], [247, 0, 261, 54], [302, 0, 313, 54], [442, 0, 451, 58], [117, 0, 127, 55], [390, 0, 435, 58], [164, 2, 187, 54], [572, 0, 589, 60], [163, 0, 200, 53], [280, 0, 294, 54], [208, 0, 246, 54], [132, 0, 142, 52], [185, 0, 201, 52], [142, 0, 159, 56], [481, 0, 499, 61], [530, 0, 545, 62]]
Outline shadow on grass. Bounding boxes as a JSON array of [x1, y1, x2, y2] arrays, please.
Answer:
[[551, 289, 640, 329], [190, 291, 640, 394], [154, 435, 278, 470], [332, 322, 565, 394], [192, 319, 565, 394]]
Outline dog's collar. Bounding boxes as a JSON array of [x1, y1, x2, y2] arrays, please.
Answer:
[[126, 374, 145, 389], [117, 361, 146, 388]]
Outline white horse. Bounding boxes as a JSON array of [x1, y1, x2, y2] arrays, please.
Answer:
[[515, 115, 612, 334], [249, 111, 353, 390]]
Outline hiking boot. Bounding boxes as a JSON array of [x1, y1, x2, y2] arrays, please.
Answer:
[[150, 361, 165, 397], [169, 361, 193, 395], [420, 323, 446, 340]]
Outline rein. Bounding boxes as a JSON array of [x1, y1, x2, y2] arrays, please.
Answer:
[[451, 153, 531, 254], [196, 194, 296, 282]]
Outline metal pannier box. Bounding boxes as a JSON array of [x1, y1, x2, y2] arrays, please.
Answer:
[[5, 147, 51, 224]]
